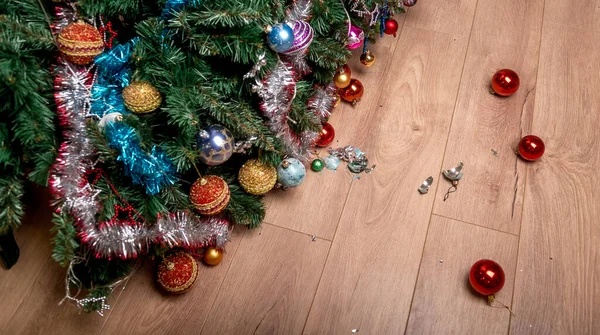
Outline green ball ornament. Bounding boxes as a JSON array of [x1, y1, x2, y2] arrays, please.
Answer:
[[311, 159, 324, 172]]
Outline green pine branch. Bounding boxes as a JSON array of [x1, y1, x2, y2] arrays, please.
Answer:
[[0, 173, 24, 235], [225, 184, 265, 228], [51, 212, 79, 267]]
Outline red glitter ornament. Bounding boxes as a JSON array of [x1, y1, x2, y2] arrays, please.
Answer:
[[518, 135, 545, 161], [384, 19, 399, 37], [189, 176, 230, 215], [339, 78, 364, 105], [157, 252, 198, 294], [490, 69, 520, 97], [316, 122, 335, 147], [57, 21, 104, 65], [469, 259, 505, 296]]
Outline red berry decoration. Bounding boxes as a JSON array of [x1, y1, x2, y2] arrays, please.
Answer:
[[316, 122, 335, 147], [157, 252, 198, 294], [490, 69, 520, 97], [57, 21, 104, 65], [469, 259, 505, 296], [518, 135, 545, 161], [384, 19, 399, 37]]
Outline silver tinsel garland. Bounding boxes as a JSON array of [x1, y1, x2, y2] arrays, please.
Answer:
[[253, 61, 319, 162], [287, 0, 312, 21], [307, 85, 337, 121]]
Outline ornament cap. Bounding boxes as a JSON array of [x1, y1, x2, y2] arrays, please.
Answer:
[[281, 160, 291, 169], [199, 129, 210, 139]]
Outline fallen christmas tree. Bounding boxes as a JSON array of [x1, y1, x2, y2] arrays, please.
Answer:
[[0, 0, 412, 313]]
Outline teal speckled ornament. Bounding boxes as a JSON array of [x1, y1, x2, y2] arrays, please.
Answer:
[[277, 158, 306, 188], [311, 159, 324, 172]]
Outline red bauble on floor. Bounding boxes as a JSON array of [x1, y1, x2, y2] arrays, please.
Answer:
[[469, 259, 505, 296], [518, 135, 545, 161], [490, 69, 520, 96], [384, 19, 399, 37], [316, 122, 335, 147]]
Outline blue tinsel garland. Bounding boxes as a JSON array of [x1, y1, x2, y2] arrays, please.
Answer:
[[104, 122, 178, 195], [91, 41, 135, 118], [91, 38, 177, 194]]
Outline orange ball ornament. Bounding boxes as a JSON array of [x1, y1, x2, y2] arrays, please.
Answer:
[[189, 176, 230, 215], [157, 252, 198, 294], [202, 247, 223, 266], [490, 69, 520, 97], [339, 78, 364, 105], [57, 21, 104, 65]]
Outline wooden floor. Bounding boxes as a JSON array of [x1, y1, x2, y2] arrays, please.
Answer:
[[2, 1, 599, 333]]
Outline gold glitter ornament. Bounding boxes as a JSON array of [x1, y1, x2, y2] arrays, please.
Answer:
[[238, 159, 277, 195], [122, 81, 162, 114]]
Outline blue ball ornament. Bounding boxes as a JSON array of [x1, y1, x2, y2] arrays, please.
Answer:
[[267, 23, 295, 53], [197, 125, 234, 166], [277, 158, 306, 188]]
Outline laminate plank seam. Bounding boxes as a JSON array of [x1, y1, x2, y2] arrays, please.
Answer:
[[540, 19, 597, 32], [299, 14, 411, 335], [403, 1, 480, 332], [432, 214, 519, 237], [508, 2, 546, 332], [261, 222, 333, 242], [511, 86, 536, 219], [4, 255, 51, 329], [404, 6, 474, 38], [96, 271, 140, 334], [198, 228, 247, 334], [401, 23, 471, 39]]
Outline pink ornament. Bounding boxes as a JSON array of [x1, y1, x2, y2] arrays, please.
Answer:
[[282, 21, 314, 55], [347, 25, 364, 50]]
